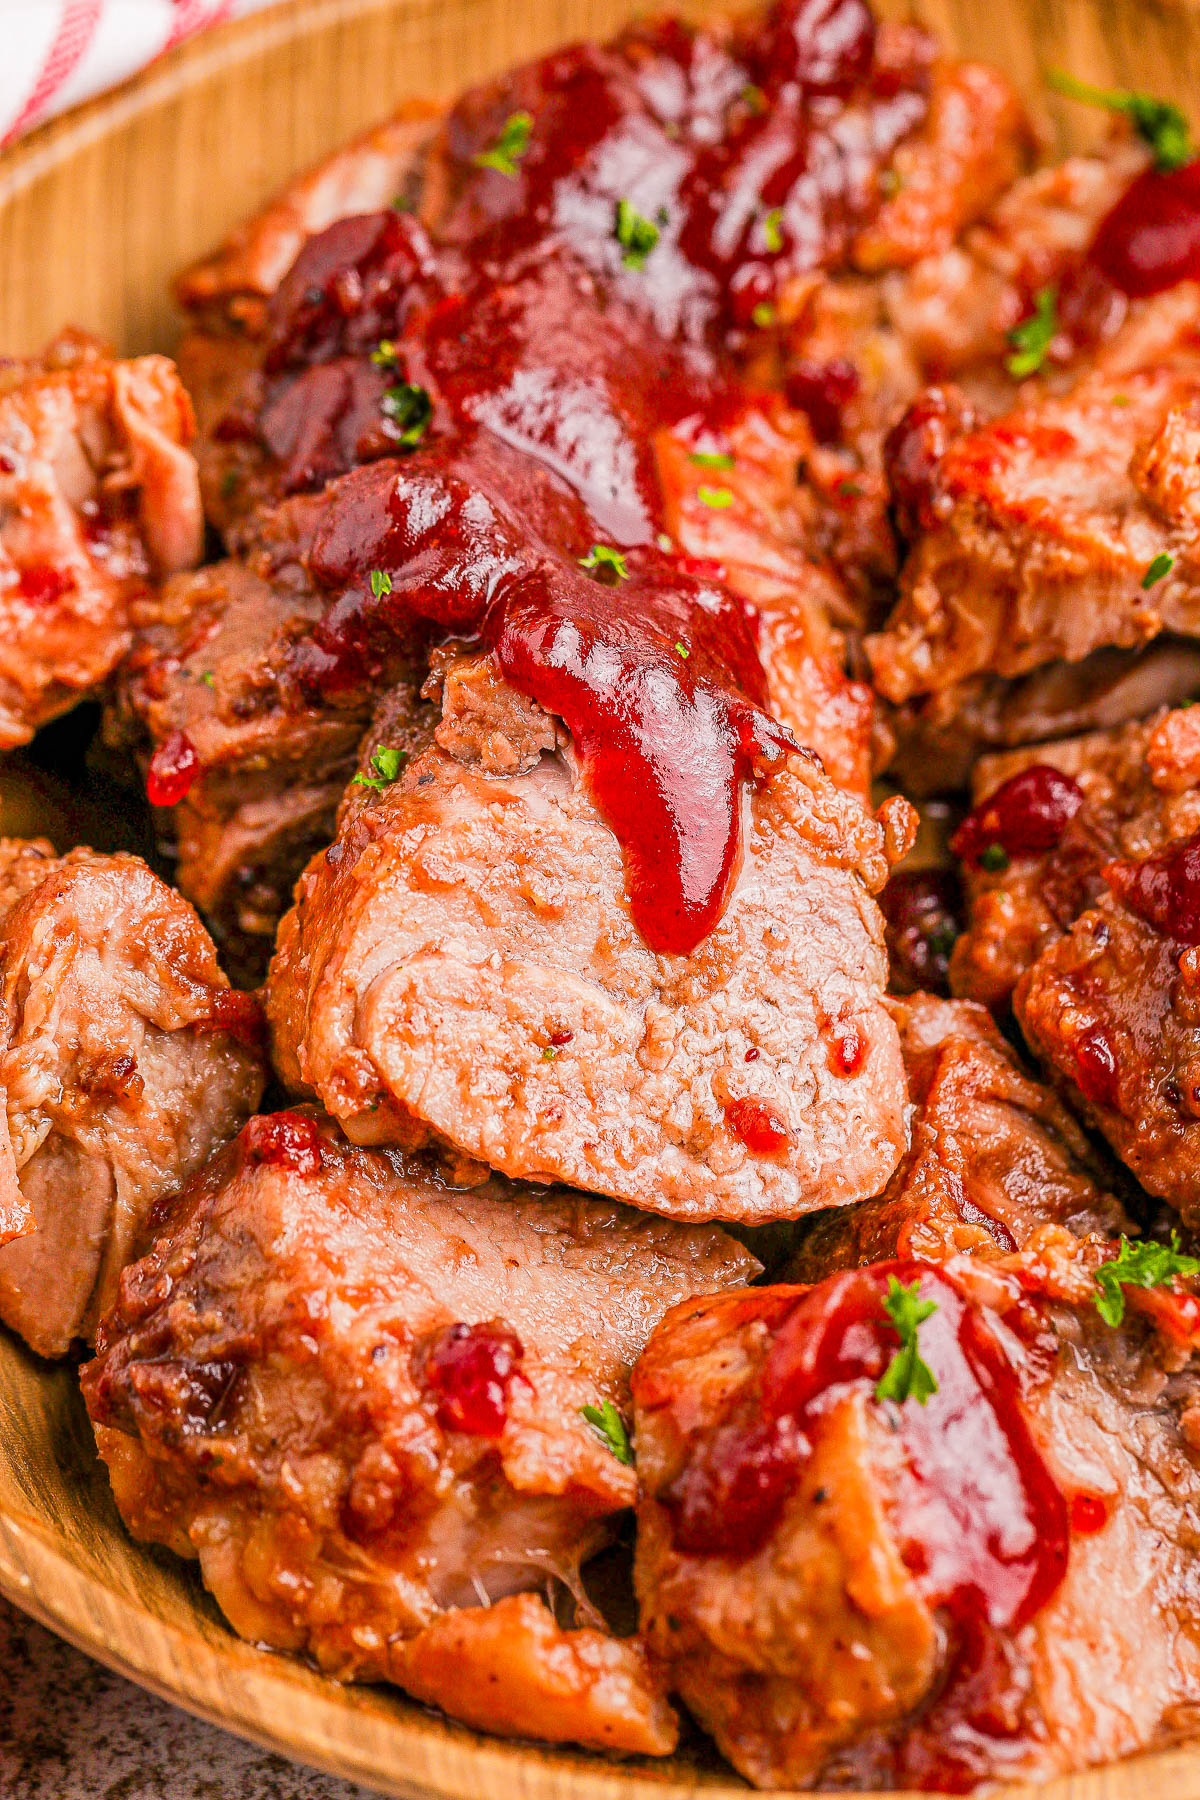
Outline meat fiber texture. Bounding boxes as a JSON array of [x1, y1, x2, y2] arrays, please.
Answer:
[[0, 330, 202, 748], [633, 992, 1200, 1787], [266, 654, 912, 1224], [82, 1111, 758, 1754], [0, 839, 264, 1356], [949, 706, 1200, 1214]]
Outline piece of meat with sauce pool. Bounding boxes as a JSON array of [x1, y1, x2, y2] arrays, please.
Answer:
[[0, 840, 264, 1357], [265, 633, 913, 1224], [81, 1110, 757, 1754], [633, 990, 1200, 1786], [0, 330, 202, 749]]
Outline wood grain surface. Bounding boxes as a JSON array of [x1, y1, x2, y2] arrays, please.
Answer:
[[4, 2, 1200, 1797]]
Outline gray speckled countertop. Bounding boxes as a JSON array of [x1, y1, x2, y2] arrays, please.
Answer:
[[0, 1594, 383, 1800]]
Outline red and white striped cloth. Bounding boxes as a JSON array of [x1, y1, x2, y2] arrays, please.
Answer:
[[0, 1, 283, 147]]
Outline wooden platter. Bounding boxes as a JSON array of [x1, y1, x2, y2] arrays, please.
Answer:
[[5, 1, 1200, 1796]]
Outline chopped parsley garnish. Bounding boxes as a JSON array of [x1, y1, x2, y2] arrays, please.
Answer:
[[742, 83, 766, 115], [1047, 70, 1192, 171], [369, 568, 393, 599], [836, 479, 864, 499], [615, 199, 660, 270], [381, 381, 431, 448], [690, 450, 734, 471], [370, 339, 398, 367], [1094, 1232, 1200, 1327], [581, 1399, 634, 1465], [199, 670, 215, 688], [392, 192, 413, 212], [352, 745, 406, 793], [473, 110, 533, 177], [761, 206, 784, 253], [1143, 552, 1175, 589], [751, 301, 777, 329], [579, 543, 628, 580], [979, 843, 1010, 872], [656, 532, 674, 552], [1006, 285, 1059, 378], [875, 1276, 939, 1407], [697, 485, 735, 509], [675, 641, 690, 659], [541, 1045, 558, 1061]]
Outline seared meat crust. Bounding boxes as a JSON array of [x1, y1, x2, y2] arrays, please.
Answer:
[[0, 332, 202, 748], [83, 1113, 757, 1752], [0, 839, 263, 1355]]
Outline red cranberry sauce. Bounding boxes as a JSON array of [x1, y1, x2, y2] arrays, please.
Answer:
[[664, 1262, 1070, 1788], [255, 3, 931, 956], [241, 1111, 325, 1175], [424, 1320, 526, 1437], [191, 987, 268, 1050], [146, 729, 201, 807], [952, 766, 1085, 871], [1090, 159, 1200, 299], [1104, 828, 1200, 944], [723, 1094, 795, 1151], [879, 867, 961, 994]]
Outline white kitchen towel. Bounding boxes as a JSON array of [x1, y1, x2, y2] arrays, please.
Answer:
[[0, 1, 283, 146]]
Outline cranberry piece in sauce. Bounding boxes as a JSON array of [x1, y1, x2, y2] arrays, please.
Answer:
[[784, 357, 859, 442], [1105, 829, 1200, 944], [952, 766, 1085, 870], [1090, 160, 1200, 299], [879, 868, 962, 995], [242, 1112, 324, 1176], [884, 387, 976, 541], [1073, 1021, 1121, 1109], [193, 988, 267, 1051], [425, 1321, 526, 1438], [724, 1095, 794, 1152], [17, 566, 73, 606], [146, 730, 201, 807], [765, 0, 876, 97]]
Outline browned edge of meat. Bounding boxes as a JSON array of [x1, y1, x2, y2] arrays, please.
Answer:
[[82, 1110, 760, 1753]]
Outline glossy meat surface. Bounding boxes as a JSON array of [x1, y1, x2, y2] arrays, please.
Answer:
[[0, 839, 263, 1355], [0, 332, 202, 748], [83, 1114, 757, 1751]]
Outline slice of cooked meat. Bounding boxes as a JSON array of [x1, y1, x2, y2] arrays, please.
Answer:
[[889, 636, 1200, 794], [948, 712, 1171, 1008], [82, 1111, 757, 1752], [790, 991, 1130, 1276], [265, 651, 913, 1223], [110, 487, 396, 982], [634, 1235, 1200, 1789], [866, 289, 1200, 708], [0, 839, 263, 1356], [0, 331, 202, 748]]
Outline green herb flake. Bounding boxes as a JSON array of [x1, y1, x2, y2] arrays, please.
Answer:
[[199, 670, 215, 689], [370, 339, 398, 367], [392, 192, 413, 212], [675, 641, 690, 660], [742, 83, 766, 115], [690, 450, 735, 471], [1047, 69, 1192, 171], [751, 300, 777, 329], [615, 198, 660, 270], [1112, 393, 1131, 407], [369, 568, 393, 599], [879, 167, 902, 198], [1006, 285, 1059, 378], [657, 532, 674, 553], [473, 110, 533, 177], [352, 744, 406, 794], [1143, 552, 1175, 590], [836, 479, 864, 499], [581, 1399, 634, 1466], [697, 485, 735, 510], [875, 1276, 939, 1407], [219, 467, 240, 500], [762, 206, 784, 253], [542, 1045, 558, 1062], [1094, 1232, 1200, 1327], [579, 543, 629, 581], [381, 382, 431, 449], [979, 843, 1010, 873]]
